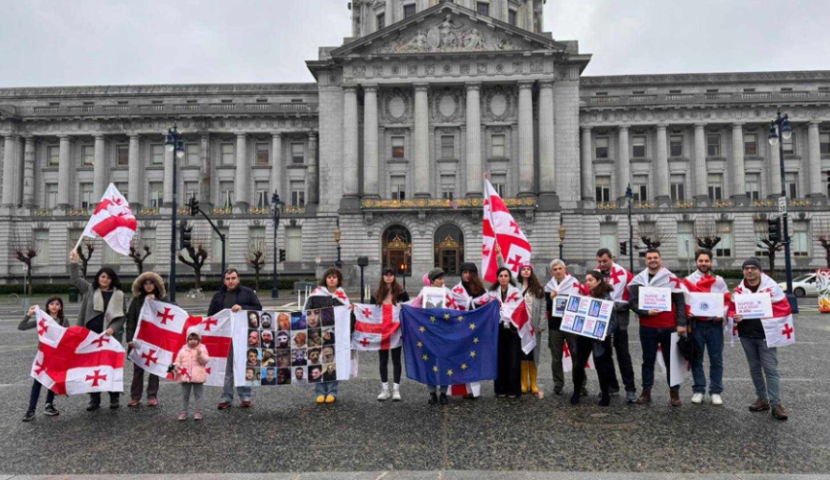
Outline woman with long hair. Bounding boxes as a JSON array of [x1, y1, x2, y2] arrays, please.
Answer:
[[20, 297, 68, 421], [570, 270, 617, 407], [447, 262, 489, 399], [125, 271, 169, 408], [518, 263, 546, 397], [304, 267, 349, 404], [489, 267, 523, 398], [370, 268, 410, 402]]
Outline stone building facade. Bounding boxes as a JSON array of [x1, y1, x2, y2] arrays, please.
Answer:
[[1, 0, 829, 286]]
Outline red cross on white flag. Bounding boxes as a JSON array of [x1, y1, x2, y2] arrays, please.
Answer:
[[351, 303, 402, 351], [482, 179, 532, 283], [78, 183, 137, 256]]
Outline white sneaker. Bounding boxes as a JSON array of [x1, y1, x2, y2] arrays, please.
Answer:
[[711, 394, 723, 406], [377, 387, 390, 401], [392, 385, 402, 402], [691, 393, 704, 404]]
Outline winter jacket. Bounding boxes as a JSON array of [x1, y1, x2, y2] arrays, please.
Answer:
[[126, 272, 170, 344], [174, 327, 210, 384], [628, 284, 687, 329], [207, 285, 262, 317], [69, 262, 126, 334], [19, 313, 69, 331]]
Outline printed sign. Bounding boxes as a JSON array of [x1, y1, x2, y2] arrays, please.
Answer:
[[638, 287, 672, 312], [688, 292, 726, 318], [733, 293, 774, 320], [560, 295, 614, 341]]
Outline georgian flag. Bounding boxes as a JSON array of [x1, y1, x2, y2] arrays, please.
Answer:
[[493, 284, 536, 354], [447, 283, 492, 311], [598, 262, 634, 304], [562, 342, 592, 373], [728, 273, 795, 348], [482, 179, 532, 282], [304, 286, 351, 309], [129, 300, 233, 386], [630, 266, 683, 292], [352, 304, 402, 351], [80, 183, 137, 255], [30, 307, 125, 395]]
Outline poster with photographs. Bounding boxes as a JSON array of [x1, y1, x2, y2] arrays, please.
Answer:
[[233, 307, 350, 387], [559, 294, 614, 341]]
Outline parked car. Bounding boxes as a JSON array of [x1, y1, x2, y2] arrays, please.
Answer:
[[779, 274, 817, 298]]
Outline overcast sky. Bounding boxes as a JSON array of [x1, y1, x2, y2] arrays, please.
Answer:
[[1, 0, 828, 88]]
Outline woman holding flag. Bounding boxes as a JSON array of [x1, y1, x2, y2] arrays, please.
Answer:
[[489, 267, 524, 398], [125, 271, 169, 408], [518, 263, 546, 397], [304, 267, 350, 404], [369, 268, 410, 402], [20, 298, 69, 422], [447, 262, 490, 399]]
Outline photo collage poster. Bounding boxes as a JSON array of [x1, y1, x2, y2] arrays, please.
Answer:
[[559, 294, 614, 341]]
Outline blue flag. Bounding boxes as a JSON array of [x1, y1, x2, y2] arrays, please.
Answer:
[[401, 301, 499, 386]]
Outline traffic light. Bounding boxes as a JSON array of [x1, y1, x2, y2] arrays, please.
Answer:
[[768, 218, 781, 243], [279, 249, 286, 262], [619, 241, 627, 256], [188, 198, 200, 216], [179, 222, 193, 250]]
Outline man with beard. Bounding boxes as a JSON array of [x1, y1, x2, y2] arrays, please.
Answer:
[[261, 368, 277, 385], [596, 248, 636, 403]]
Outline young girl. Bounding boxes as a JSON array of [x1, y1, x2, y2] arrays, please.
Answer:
[[490, 267, 523, 398], [20, 298, 68, 422], [370, 267, 410, 402], [126, 271, 168, 408], [518, 263, 546, 397], [570, 270, 617, 407], [174, 327, 210, 420]]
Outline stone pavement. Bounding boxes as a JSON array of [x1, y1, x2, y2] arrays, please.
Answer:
[[1, 312, 829, 476]]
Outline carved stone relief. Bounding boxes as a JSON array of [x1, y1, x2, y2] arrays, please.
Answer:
[[483, 86, 515, 122], [372, 14, 526, 54], [431, 88, 464, 123], [382, 88, 412, 124]]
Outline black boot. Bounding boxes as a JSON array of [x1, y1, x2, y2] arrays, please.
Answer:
[[428, 392, 438, 405], [439, 393, 449, 405], [570, 391, 580, 405]]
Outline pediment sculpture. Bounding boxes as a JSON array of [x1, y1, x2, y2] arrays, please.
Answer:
[[373, 14, 525, 54]]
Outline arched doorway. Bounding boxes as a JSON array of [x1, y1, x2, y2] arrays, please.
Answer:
[[434, 224, 464, 275], [381, 225, 412, 277]]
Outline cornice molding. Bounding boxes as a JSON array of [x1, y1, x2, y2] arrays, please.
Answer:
[[581, 70, 830, 87], [0, 83, 319, 99]]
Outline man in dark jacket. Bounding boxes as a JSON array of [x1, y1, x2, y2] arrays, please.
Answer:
[[212, 269, 263, 410]]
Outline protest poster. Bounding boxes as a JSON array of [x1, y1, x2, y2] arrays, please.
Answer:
[[233, 306, 352, 387], [553, 296, 568, 317], [560, 295, 614, 341], [669, 332, 691, 387], [688, 292, 726, 318], [733, 293, 773, 319], [638, 287, 672, 312], [421, 287, 448, 309]]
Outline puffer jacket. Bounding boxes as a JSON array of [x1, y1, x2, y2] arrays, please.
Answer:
[[126, 271, 169, 343], [174, 327, 210, 384]]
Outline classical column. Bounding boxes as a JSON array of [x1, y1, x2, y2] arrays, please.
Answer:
[[22, 135, 35, 208], [580, 126, 593, 200], [808, 121, 823, 197], [654, 124, 669, 199], [617, 125, 630, 201], [694, 123, 707, 199], [93, 134, 107, 202], [307, 132, 319, 204], [465, 82, 483, 197], [200, 133, 211, 208], [234, 132, 249, 209], [128, 134, 141, 207], [518, 81, 535, 195], [731, 123, 746, 199], [270, 132, 282, 199], [414, 83, 430, 197], [342, 86, 359, 198], [538, 80, 556, 196], [363, 85, 379, 198], [2, 134, 17, 207], [769, 137, 782, 198], [57, 135, 71, 208]]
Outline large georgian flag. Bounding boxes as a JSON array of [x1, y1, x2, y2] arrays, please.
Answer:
[[447, 282, 492, 311], [494, 284, 536, 355], [129, 300, 233, 387], [79, 183, 137, 255], [352, 304, 402, 351], [728, 273, 796, 348], [30, 308, 125, 395], [482, 179, 532, 283]]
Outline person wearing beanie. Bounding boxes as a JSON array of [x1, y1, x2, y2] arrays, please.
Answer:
[[417, 268, 450, 404], [518, 262, 546, 398]]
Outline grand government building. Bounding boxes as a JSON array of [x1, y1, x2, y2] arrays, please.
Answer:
[[2, 0, 830, 286]]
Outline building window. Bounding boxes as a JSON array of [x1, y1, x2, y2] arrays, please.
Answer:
[[746, 173, 761, 200], [212, 227, 228, 264], [47, 146, 60, 167], [715, 221, 733, 257], [782, 132, 796, 155], [595, 137, 609, 159], [186, 144, 200, 166], [794, 221, 809, 257], [291, 143, 305, 164], [81, 145, 94, 166], [670, 135, 683, 157], [476, 2, 490, 16], [677, 222, 694, 259], [595, 176, 611, 202], [820, 132, 830, 155], [632, 175, 648, 201], [600, 223, 618, 257], [508, 9, 517, 25], [256, 142, 270, 166], [377, 13, 385, 30], [286, 226, 303, 263], [391, 136, 405, 159], [220, 181, 234, 208], [708, 173, 723, 200], [632, 136, 646, 158], [80, 183, 94, 209], [221, 143, 235, 165], [255, 180, 270, 207], [391, 175, 406, 200], [151, 144, 164, 165], [184, 181, 199, 205], [707, 133, 721, 157], [440, 175, 455, 200], [492, 134, 505, 158], [290, 180, 305, 207], [403, 3, 416, 18], [34, 230, 49, 266], [744, 133, 757, 156], [441, 136, 455, 159], [490, 173, 506, 197], [149, 182, 163, 208], [670, 174, 685, 202], [116, 144, 129, 167], [785, 172, 798, 198], [45, 183, 58, 209]]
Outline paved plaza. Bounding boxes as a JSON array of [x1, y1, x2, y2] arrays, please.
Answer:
[[1, 304, 829, 478]]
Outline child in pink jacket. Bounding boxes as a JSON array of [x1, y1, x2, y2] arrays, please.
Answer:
[[174, 327, 210, 420]]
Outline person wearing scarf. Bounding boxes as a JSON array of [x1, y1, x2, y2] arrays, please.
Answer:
[[447, 263, 490, 399], [545, 259, 582, 396], [489, 267, 525, 398], [304, 267, 350, 405], [518, 262, 546, 397]]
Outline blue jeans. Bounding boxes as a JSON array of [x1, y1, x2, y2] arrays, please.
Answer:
[[221, 346, 251, 403], [639, 326, 676, 390], [691, 320, 725, 394], [28, 379, 56, 413], [740, 336, 781, 407], [316, 380, 339, 397]]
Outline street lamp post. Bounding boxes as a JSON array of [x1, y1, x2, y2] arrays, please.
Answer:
[[165, 126, 185, 302], [334, 217, 343, 270], [768, 111, 799, 312], [626, 185, 634, 273], [271, 191, 281, 299], [558, 224, 567, 260]]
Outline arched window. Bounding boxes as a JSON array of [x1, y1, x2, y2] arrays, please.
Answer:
[[381, 225, 412, 276], [434, 224, 464, 275]]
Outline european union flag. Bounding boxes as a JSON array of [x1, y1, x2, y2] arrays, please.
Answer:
[[401, 301, 499, 386]]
